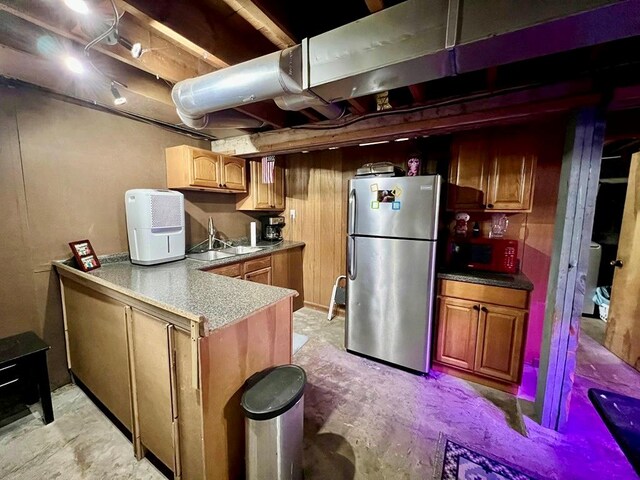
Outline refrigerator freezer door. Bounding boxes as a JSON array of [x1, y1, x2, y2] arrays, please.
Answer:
[[346, 236, 437, 373], [348, 175, 441, 240]]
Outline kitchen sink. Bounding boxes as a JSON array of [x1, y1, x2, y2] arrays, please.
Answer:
[[218, 246, 265, 255], [186, 250, 236, 261]]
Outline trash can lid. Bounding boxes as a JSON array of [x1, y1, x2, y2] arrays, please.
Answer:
[[241, 364, 306, 421]]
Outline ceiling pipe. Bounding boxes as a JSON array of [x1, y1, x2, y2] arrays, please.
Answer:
[[177, 109, 266, 129], [274, 93, 345, 120]]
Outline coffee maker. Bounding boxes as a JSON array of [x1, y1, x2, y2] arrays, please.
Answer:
[[261, 215, 285, 242]]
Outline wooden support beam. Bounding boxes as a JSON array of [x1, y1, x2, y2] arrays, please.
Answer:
[[535, 107, 605, 430], [346, 97, 370, 115], [233, 101, 291, 129], [116, 1, 229, 69], [211, 81, 600, 156], [119, 0, 273, 66], [0, 1, 212, 83], [220, 0, 296, 48]]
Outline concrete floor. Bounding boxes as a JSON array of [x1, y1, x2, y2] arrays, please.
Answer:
[[1, 308, 638, 479]]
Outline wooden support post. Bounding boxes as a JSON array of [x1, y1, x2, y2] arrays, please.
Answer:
[[535, 107, 605, 430]]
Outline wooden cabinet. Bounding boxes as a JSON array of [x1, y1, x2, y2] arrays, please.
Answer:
[[62, 280, 133, 430], [474, 304, 526, 382], [129, 309, 178, 470], [272, 247, 304, 311], [448, 129, 536, 212], [205, 248, 305, 310], [166, 145, 246, 193], [236, 160, 285, 211], [435, 297, 479, 371], [434, 279, 529, 392], [206, 255, 272, 285], [59, 272, 293, 480]]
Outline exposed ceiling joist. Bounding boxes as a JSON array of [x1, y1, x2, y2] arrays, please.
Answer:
[[211, 81, 602, 156], [220, 0, 296, 48], [0, 1, 211, 84], [115, 0, 229, 69]]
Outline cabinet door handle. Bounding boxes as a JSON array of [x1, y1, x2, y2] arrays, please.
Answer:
[[223, 183, 227, 188], [218, 183, 222, 188], [481, 306, 488, 313], [487, 204, 494, 209], [472, 304, 480, 311]]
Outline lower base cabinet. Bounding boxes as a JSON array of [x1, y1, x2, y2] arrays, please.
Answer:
[[205, 247, 305, 311], [60, 275, 293, 480], [434, 279, 529, 393]]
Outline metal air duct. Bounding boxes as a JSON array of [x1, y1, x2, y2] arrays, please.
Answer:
[[172, 0, 640, 129]]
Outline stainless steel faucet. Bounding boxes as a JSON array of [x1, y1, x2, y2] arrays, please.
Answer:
[[207, 217, 217, 250]]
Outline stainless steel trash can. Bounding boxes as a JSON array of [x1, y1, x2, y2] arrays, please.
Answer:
[[241, 364, 306, 480]]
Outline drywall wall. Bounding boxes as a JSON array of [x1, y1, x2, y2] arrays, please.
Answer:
[[0, 85, 253, 388]]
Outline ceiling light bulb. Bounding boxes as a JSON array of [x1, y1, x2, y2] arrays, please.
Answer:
[[130, 42, 143, 59], [110, 83, 127, 106], [64, 56, 84, 74], [117, 36, 144, 59], [63, 0, 89, 14]]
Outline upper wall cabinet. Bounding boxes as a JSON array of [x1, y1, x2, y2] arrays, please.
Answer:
[[236, 160, 285, 211], [166, 145, 247, 193], [448, 130, 536, 212]]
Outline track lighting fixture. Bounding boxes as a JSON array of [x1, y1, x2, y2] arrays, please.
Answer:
[[64, 56, 84, 74], [63, 0, 89, 14], [110, 82, 127, 105], [117, 36, 143, 59]]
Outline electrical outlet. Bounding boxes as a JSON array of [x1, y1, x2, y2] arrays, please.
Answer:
[[290, 209, 296, 220]]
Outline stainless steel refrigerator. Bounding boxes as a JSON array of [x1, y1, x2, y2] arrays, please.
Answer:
[[346, 174, 441, 373]]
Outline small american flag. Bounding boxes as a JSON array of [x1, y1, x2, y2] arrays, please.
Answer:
[[262, 155, 275, 184]]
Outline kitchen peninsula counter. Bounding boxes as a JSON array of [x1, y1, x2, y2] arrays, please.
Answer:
[[53, 240, 304, 333], [53, 241, 304, 480]]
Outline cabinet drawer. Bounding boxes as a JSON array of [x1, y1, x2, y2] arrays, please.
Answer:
[[438, 280, 528, 309], [243, 256, 271, 274], [0, 363, 20, 386], [206, 263, 242, 278]]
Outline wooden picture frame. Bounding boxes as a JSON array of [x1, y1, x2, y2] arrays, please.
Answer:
[[69, 239, 101, 272]]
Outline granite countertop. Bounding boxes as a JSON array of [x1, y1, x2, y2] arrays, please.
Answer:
[[437, 269, 534, 291], [53, 241, 305, 333]]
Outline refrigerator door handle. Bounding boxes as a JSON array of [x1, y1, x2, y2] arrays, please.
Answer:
[[347, 236, 357, 280], [348, 188, 356, 234]]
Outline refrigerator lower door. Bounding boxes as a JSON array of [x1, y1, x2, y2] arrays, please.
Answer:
[[346, 235, 436, 373]]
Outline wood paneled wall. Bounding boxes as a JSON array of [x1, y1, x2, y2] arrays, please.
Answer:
[[0, 86, 252, 388], [282, 141, 425, 309], [283, 125, 564, 368]]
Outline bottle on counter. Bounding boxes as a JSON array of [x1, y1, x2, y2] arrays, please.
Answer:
[[472, 221, 481, 238]]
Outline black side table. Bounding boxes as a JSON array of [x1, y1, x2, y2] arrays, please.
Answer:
[[0, 331, 53, 425]]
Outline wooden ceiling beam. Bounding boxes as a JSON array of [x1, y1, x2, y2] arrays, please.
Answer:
[[0, 1, 212, 83], [115, 0, 229, 69], [118, 0, 271, 66], [211, 81, 600, 156], [346, 97, 370, 115], [219, 0, 296, 49]]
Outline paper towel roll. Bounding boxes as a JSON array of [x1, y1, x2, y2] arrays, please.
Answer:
[[250, 222, 257, 247]]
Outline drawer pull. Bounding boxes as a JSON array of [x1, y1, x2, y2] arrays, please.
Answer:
[[472, 304, 480, 311], [0, 364, 17, 372], [0, 378, 19, 389], [481, 306, 489, 313]]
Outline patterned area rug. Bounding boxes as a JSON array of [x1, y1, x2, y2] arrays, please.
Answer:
[[433, 434, 539, 480]]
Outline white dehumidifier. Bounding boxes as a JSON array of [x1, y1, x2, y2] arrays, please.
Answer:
[[125, 189, 185, 265]]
